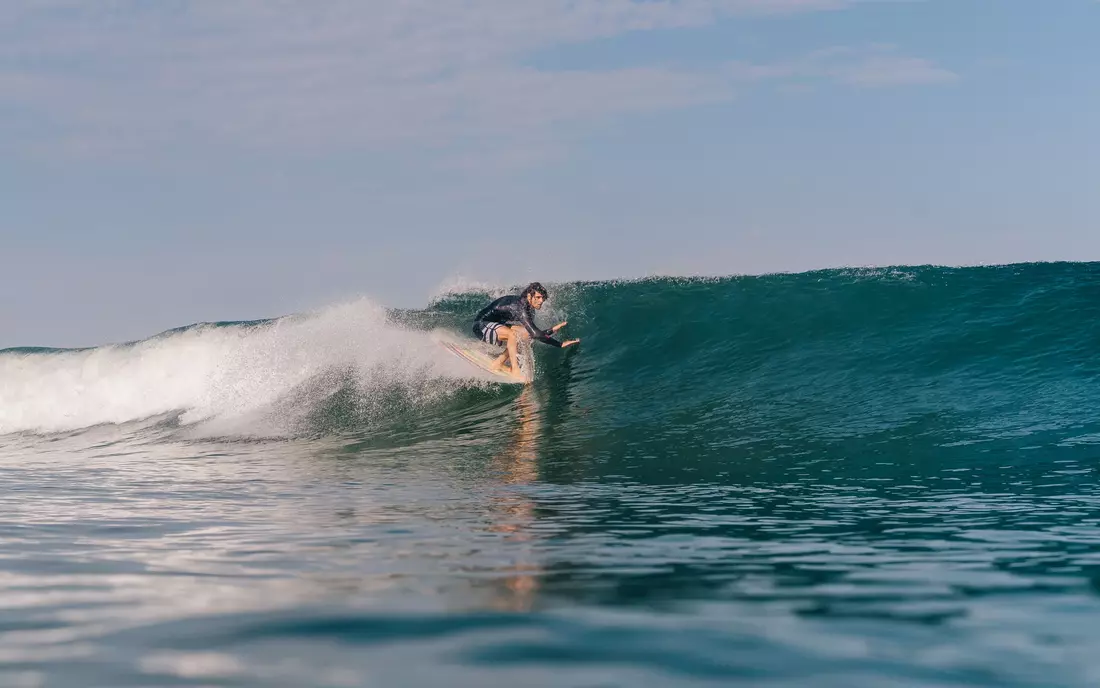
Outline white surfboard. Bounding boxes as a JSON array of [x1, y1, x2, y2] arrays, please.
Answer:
[[432, 329, 533, 384]]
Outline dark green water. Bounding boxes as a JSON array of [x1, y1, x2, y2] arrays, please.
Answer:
[[2, 263, 1100, 686]]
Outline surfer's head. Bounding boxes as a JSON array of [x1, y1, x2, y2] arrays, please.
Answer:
[[522, 282, 548, 309]]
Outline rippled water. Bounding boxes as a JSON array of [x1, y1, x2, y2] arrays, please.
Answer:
[[4, 408, 1100, 687]]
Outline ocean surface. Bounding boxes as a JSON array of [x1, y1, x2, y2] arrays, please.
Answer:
[[3, 262, 1100, 687]]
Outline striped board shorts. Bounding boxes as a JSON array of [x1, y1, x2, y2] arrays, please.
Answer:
[[472, 321, 504, 347]]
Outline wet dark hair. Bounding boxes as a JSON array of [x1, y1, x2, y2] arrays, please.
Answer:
[[521, 282, 548, 299]]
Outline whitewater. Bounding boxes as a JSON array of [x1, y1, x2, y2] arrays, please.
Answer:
[[0, 299, 498, 437], [3, 263, 1100, 687]]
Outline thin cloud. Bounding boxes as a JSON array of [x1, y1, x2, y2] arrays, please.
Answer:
[[729, 45, 959, 88], [0, 1, 947, 159], [828, 55, 958, 86]]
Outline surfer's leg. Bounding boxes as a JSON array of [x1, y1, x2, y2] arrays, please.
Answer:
[[494, 327, 526, 378], [507, 328, 529, 375], [503, 327, 520, 373]]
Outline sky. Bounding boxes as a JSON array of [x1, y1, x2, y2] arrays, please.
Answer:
[[2, 0, 1098, 347]]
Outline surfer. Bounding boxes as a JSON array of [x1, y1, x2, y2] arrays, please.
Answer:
[[472, 282, 579, 379]]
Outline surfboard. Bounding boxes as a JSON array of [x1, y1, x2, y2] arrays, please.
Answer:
[[432, 329, 533, 384]]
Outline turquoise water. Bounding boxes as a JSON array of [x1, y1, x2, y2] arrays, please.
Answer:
[[3, 263, 1100, 686]]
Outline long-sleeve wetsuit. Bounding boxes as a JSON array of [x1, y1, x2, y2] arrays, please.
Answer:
[[473, 295, 563, 347]]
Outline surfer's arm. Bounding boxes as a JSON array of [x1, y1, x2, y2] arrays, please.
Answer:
[[518, 311, 563, 347], [530, 326, 564, 348]]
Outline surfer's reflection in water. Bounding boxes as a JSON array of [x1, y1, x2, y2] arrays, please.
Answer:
[[485, 387, 544, 611]]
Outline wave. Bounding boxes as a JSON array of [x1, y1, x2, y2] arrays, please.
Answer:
[[3, 263, 1099, 450]]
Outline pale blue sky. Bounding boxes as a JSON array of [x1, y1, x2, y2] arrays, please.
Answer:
[[2, 0, 1097, 347]]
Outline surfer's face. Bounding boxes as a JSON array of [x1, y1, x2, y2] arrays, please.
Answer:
[[527, 292, 545, 309]]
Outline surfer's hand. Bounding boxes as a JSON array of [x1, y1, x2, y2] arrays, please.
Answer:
[[551, 321, 568, 333], [561, 339, 580, 348]]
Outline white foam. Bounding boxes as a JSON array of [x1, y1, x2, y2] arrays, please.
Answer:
[[0, 298, 484, 436]]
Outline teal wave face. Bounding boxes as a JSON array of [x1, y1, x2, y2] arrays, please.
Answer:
[[396, 263, 1100, 483]]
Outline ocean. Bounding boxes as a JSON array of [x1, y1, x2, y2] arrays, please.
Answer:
[[2, 262, 1100, 687]]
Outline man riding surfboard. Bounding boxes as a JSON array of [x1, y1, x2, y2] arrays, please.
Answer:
[[472, 282, 579, 381]]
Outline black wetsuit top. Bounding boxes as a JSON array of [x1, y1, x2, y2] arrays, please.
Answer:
[[473, 295, 563, 348]]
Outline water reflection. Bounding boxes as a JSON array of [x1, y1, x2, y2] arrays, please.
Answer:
[[486, 387, 542, 611]]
